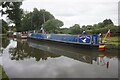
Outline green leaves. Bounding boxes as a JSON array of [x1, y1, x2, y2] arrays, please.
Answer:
[[82, 19, 118, 36], [43, 19, 64, 33], [2, 2, 23, 32], [59, 19, 118, 36], [21, 9, 55, 31], [1, 20, 8, 33], [69, 24, 81, 34]]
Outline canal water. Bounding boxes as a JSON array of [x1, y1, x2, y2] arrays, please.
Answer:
[[0, 36, 119, 78]]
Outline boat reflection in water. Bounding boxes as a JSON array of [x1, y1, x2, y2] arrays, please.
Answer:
[[2, 38, 118, 78], [28, 41, 93, 64], [27, 40, 117, 69], [8, 38, 118, 69], [9, 39, 61, 61]]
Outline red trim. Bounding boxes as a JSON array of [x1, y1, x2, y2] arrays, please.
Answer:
[[99, 48, 105, 51]]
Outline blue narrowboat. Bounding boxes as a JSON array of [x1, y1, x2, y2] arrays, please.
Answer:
[[28, 33, 103, 50]]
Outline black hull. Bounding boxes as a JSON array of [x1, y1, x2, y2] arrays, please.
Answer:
[[27, 37, 99, 50]]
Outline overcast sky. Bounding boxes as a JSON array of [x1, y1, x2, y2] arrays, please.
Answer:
[[4, 0, 120, 27]]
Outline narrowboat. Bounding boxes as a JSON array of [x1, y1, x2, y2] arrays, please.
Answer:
[[17, 32, 28, 39], [28, 33, 104, 50]]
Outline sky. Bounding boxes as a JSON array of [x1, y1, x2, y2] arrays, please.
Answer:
[[1, 0, 119, 27]]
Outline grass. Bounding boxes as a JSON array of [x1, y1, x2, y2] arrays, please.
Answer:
[[0, 65, 1, 79], [0, 65, 9, 80], [106, 36, 120, 46]]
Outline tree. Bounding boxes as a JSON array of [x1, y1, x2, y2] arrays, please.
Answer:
[[103, 19, 114, 26], [82, 25, 86, 29], [69, 24, 82, 34], [1, 19, 8, 33], [32, 8, 55, 29], [80, 19, 118, 36], [43, 19, 64, 33], [2, 2, 23, 32], [21, 12, 33, 31], [85, 25, 93, 30], [21, 9, 55, 31], [59, 28, 71, 34]]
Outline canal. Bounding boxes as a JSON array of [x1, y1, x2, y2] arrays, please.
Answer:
[[0, 35, 119, 78]]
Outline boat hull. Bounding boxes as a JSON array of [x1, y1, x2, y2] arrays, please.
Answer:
[[27, 37, 99, 50], [16, 33, 28, 39]]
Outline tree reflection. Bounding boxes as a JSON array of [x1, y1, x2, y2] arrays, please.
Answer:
[[9, 39, 61, 61], [2, 37, 9, 48], [8, 39, 119, 69], [27, 40, 119, 69], [0, 36, 9, 56]]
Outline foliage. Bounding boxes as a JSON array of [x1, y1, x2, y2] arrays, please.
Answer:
[[107, 36, 120, 46], [32, 9, 55, 29], [69, 24, 82, 34], [21, 8, 55, 31], [59, 28, 71, 34], [59, 19, 119, 36], [21, 12, 33, 31], [82, 19, 118, 36], [82, 25, 93, 30], [1, 19, 8, 33], [1, 3, 118, 37], [2, 2, 23, 32], [43, 19, 64, 33], [0, 64, 9, 79]]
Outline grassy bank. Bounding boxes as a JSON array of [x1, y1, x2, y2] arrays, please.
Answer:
[[105, 36, 120, 49], [107, 36, 120, 46], [0, 65, 9, 80]]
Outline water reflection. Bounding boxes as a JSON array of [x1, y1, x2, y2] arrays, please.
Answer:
[[0, 37, 9, 55], [9, 39, 60, 61], [8, 38, 118, 69], [2, 36, 9, 48], [27, 40, 118, 69], [1, 37, 119, 78]]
